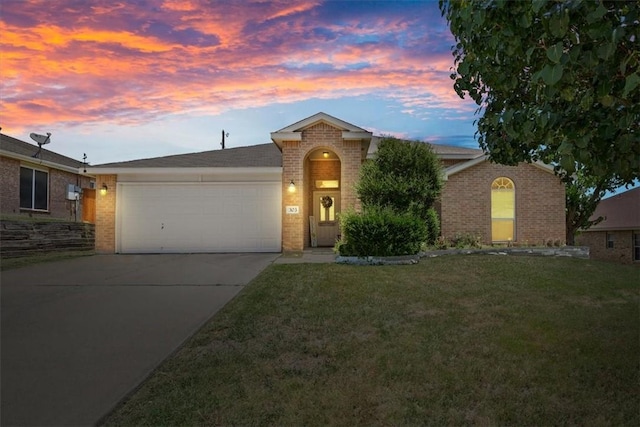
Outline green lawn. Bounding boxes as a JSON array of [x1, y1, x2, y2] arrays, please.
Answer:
[[0, 251, 94, 271], [104, 256, 639, 426]]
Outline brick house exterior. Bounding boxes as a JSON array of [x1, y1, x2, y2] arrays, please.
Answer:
[[575, 188, 639, 264], [441, 159, 566, 245], [0, 133, 94, 221], [271, 115, 371, 251], [88, 113, 566, 253]]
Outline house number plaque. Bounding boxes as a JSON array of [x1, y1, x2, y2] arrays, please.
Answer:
[[286, 206, 300, 214]]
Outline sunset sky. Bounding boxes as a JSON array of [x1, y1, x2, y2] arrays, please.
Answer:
[[1, 0, 479, 165]]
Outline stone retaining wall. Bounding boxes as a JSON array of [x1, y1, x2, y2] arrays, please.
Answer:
[[336, 246, 590, 265], [0, 220, 95, 258]]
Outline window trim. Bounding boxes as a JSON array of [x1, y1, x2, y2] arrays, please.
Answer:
[[491, 177, 516, 242], [606, 232, 615, 249], [19, 164, 50, 212]]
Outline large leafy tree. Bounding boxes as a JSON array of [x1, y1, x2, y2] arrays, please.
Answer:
[[439, 0, 639, 185], [565, 169, 625, 245], [356, 137, 443, 222]]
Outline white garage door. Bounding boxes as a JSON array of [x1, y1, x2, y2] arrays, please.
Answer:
[[117, 182, 281, 253]]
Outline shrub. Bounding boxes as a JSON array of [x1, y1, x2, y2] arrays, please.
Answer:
[[336, 208, 427, 257], [356, 137, 443, 222], [450, 232, 482, 249], [425, 208, 440, 245]]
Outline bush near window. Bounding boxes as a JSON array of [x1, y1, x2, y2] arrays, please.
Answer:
[[337, 138, 443, 257], [425, 207, 440, 245], [336, 208, 427, 257], [356, 138, 443, 222]]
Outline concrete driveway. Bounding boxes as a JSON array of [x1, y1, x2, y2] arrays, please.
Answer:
[[1, 253, 278, 427]]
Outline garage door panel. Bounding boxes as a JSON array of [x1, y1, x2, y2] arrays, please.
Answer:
[[118, 183, 281, 253]]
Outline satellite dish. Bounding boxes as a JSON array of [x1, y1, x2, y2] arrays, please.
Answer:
[[30, 132, 51, 145], [30, 132, 51, 158]]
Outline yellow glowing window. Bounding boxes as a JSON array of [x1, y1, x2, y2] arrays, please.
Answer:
[[491, 177, 515, 242], [316, 180, 339, 189]]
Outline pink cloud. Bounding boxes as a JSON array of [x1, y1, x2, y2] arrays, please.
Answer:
[[0, 0, 474, 134]]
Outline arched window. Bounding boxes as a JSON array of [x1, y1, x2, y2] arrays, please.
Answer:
[[491, 177, 515, 242]]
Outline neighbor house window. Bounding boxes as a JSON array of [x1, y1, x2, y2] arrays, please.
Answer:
[[20, 166, 49, 210], [606, 233, 614, 249], [491, 177, 515, 242], [633, 233, 639, 261]]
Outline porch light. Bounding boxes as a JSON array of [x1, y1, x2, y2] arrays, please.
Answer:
[[323, 151, 329, 158], [100, 184, 108, 196], [288, 180, 296, 193]]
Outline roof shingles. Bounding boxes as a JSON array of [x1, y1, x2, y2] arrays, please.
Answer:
[[587, 188, 640, 231], [93, 143, 282, 168], [0, 133, 83, 169]]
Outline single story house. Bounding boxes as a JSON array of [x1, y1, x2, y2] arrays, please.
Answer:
[[575, 188, 640, 264], [87, 112, 566, 253], [0, 133, 96, 222]]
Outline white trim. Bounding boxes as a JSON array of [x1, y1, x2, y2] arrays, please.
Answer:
[[19, 160, 49, 173], [86, 166, 282, 175], [274, 112, 368, 133], [271, 112, 372, 147], [444, 155, 556, 180], [1, 149, 93, 176], [19, 164, 50, 211], [269, 132, 301, 144]]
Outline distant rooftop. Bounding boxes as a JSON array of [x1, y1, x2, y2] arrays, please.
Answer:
[[0, 133, 84, 169], [586, 188, 640, 231], [93, 136, 483, 169], [367, 136, 483, 159]]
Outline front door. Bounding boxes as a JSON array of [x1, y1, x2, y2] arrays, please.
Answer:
[[313, 191, 340, 246], [82, 189, 96, 223]]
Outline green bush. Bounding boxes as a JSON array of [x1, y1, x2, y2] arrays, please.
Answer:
[[450, 232, 482, 249], [425, 208, 440, 245], [356, 137, 443, 222], [336, 208, 427, 257]]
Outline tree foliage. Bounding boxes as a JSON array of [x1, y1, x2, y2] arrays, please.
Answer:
[[337, 137, 443, 256], [440, 0, 639, 185], [565, 169, 625, 245], [356, 137, 443, 222]]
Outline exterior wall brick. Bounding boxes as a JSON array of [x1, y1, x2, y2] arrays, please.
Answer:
[[576, 230, 639, 264], [281, 123, 365, 251], [0, 155, 92, 221], [0, 156, 20, 215], [441, 161, 565, 245], [95, 174, 117, 253]]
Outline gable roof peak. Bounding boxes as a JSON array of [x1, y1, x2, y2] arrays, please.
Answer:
[[271, 112, 373, 148], [274, 112, 369, 134]]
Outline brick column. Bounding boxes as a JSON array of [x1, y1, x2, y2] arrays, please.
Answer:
[[95, 174, 116, 253], [341, 140, 363, 212], [282, 141, 304, 252]]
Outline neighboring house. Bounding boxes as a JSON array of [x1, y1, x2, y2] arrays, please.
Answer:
[[575, 188, 640, 264], [87, 112, 566, 254], [0, 133, 96, 222]]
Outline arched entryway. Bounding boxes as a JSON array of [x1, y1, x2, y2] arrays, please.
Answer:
[[305, 148, 341, 247]]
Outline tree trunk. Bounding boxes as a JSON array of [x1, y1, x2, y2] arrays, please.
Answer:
[[566, 211, 576, 246]]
